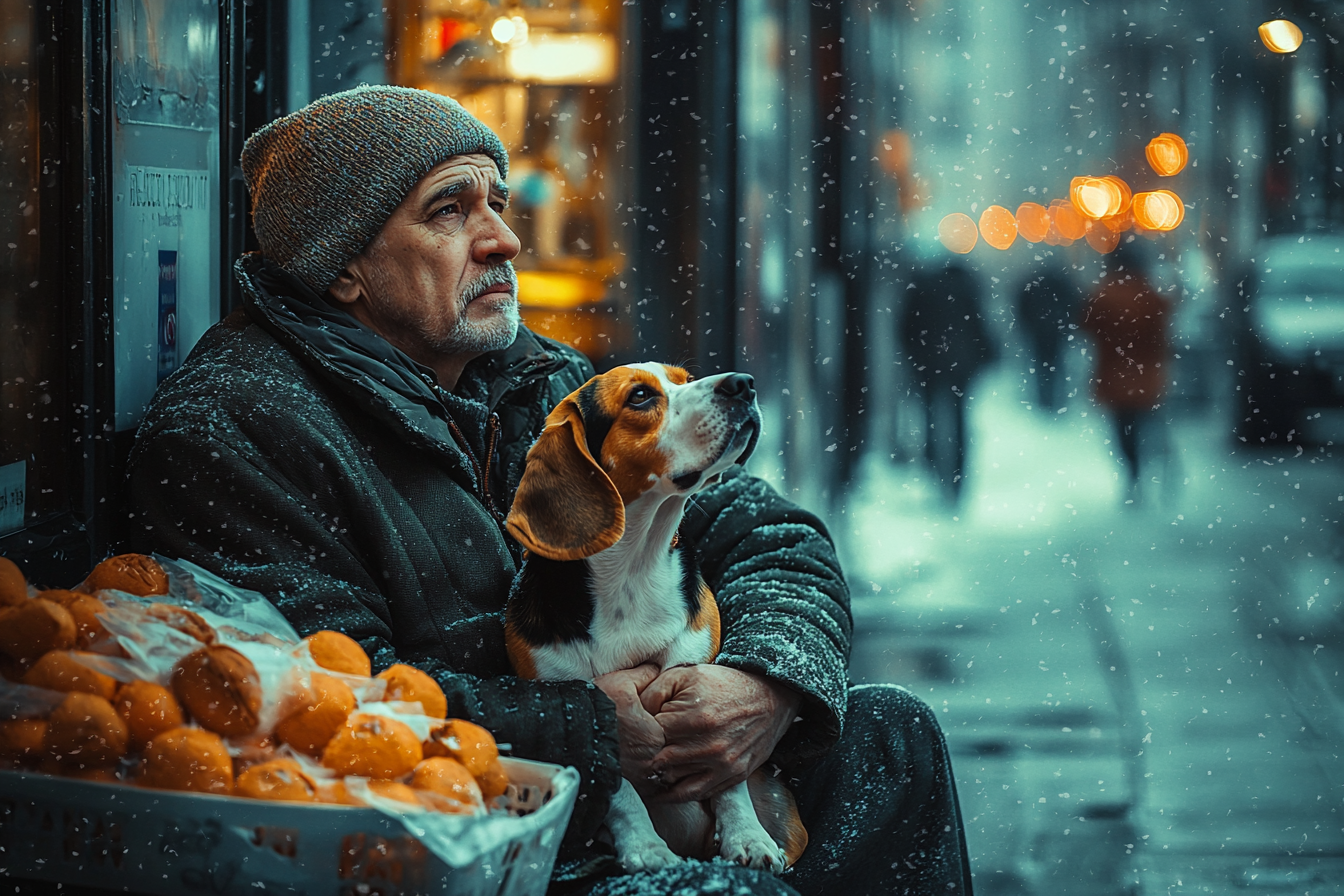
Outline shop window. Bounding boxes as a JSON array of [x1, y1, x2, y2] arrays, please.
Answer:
[[388, 0, 631, 364]]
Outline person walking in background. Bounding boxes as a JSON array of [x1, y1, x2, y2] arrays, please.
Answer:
[[901, 258, 993, 502], [1017, 264, 1078, 409], [1079, 239, 1172, 499]]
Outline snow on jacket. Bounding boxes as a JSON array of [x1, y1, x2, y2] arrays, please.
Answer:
[[125, 253, 852, 849]]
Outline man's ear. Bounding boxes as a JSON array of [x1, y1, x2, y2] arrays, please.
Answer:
[[505, 397, 625, 561], [327, 266, 362, 306]]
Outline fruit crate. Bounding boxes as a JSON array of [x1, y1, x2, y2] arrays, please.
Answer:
[[0, 756, 577, 896]]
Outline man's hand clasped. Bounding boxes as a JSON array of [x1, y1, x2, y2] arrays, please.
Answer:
[[594, 664, 801, 804]]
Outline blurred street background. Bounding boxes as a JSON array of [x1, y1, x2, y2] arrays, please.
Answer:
[[4, 0, 1344, 893]]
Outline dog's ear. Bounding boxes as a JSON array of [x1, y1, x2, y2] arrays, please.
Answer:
[[506, 397, 625, 561]]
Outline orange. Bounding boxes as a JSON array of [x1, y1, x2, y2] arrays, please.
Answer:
[[424, 718, 499, 778], [22, 650, 118, 700], [234, 758, 319, 802], [114, 680, 185, 750], [411, 757, 483, 808], [84, 554, 169, 597], [171, 646, 262, 737], [376, 664, 447, 719], [40, 591, 110, 650], [44, 693, 128, 766], [0, 599, 76, 664], [138, 727, 233, 794], [0, 557, 27, 607], [0, 719, 47, 763], [304, 631, 371, 677], [274, 672, 356, 757], [321, 713, 423, 780]]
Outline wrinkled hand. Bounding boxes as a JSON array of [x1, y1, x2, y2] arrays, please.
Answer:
[[639, 664, 801, 803], [593, 664, 665, 792]]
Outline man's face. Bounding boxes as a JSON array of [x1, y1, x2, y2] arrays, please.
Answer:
[[339, 153, 522, 359]]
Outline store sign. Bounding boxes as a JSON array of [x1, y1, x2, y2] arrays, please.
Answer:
[[113, 165, 212, 430], [0, 461, 24, 536]]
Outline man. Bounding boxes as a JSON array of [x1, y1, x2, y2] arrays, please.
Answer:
[[127, 86, 972, 895], [1079, 239, 1172, 498], [901, 258, 993, 502]]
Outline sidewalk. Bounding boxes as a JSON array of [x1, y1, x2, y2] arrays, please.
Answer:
[[835, 369, 1344, 895]]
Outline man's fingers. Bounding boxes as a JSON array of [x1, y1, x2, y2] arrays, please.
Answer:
[[639, 668, 687, 716]]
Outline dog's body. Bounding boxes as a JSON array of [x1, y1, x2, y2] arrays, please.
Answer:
[[503, 363, 806, 874]]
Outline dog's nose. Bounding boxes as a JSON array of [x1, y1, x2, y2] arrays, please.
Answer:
[[715, 373, 756, 401]]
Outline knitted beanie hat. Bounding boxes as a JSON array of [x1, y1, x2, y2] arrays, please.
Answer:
[[241, 85, 509, 294]]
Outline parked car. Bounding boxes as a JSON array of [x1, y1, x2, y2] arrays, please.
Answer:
[[1235, 234, 1344, 444]]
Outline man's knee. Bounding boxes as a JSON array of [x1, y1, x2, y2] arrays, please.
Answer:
[[846, 684, 950, 761]]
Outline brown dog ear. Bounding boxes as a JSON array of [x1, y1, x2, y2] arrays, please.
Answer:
[[505, 398, 625, 561]]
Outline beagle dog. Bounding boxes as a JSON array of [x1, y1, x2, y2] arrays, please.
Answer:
[[503, 363, 807, 874]]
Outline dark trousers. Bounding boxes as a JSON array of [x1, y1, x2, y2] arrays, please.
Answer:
[[1114, 408, 1142, 483], [920, 386, 969, 499], [555, 685, 974, 896]]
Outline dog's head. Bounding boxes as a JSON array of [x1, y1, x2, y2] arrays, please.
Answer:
[[505, 363, 761, 561]]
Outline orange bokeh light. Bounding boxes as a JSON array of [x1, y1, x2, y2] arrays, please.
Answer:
[[979, 205, 1018, 251], [1051, 202, 1088, 240], [1070, 177, 1123, 219], [1131, 190, 1185, 231], [1101, 208, 1134, 233], [1103, 176, 1133, 214], [1259, 19, 1303, 53], [938, 213, 979, 254], [1015, 202, 1050, 243], [1145, 133, 1189, 177], [1085, 220, 1121, 254]]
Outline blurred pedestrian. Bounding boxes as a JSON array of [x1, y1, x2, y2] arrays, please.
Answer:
[[901, 258, 994, 500], [1017, 265, 1077, 409], [1079, 240, 1172, 495]]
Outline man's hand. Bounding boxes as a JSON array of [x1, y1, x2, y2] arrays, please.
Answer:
[[639, 664, 801, 803], [593, 664, 665, 794]]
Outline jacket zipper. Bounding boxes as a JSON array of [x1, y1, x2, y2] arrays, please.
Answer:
[[444, 413, 505, 522]]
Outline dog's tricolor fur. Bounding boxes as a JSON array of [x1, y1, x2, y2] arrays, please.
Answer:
[[503, 363, 807, 874]]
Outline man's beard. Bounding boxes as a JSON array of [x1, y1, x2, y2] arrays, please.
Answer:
[[432, 262, 521, 355], [369, 261, 520, 357]]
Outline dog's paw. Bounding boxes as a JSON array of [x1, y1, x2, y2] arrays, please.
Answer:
[[619, 841, 683, 874], [719, 831, 787, 873]]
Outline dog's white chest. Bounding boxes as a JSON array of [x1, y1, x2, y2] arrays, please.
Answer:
[[528, 551, 711, 680]]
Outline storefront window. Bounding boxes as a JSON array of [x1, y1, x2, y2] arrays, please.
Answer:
[[388, 0, 631, 362], [0, 1, 65, 535]]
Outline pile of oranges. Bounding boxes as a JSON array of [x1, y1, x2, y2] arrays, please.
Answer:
[[0, 554, 505, 813]]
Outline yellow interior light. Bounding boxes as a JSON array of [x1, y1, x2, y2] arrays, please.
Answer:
[[517, 271, 607, 309], [506, 32, 618, 84], [1259, 19, 1303, 53]]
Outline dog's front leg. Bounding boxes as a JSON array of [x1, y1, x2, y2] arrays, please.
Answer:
[[712, 779, 786, 872], [608, 777, 683, 872]]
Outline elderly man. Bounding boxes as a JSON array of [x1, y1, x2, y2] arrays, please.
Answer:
[[126, 86, 971, 895]]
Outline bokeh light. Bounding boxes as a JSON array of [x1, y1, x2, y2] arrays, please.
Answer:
[[1131, 190, 1185, 231], [1070, 176, 1122, 219], [1145, 133, 1189, 177], [1103, 175, 1133, 214], [1015, 202, 1050, 243], [1051, 202, 1088, 240], [1085, 220, 1121, 254], [938, 213, 978, 254], [978, 205, 1018, 251], [1259, 19, 1303, 53]]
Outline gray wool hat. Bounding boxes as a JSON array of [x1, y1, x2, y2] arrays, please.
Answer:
[[241, 85, 509, 294]]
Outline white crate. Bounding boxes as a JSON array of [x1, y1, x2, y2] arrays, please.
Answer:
[[0, 757, 577, 896]]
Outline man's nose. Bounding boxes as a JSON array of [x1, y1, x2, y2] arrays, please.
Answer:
[[474, 211, 522, 265], [715, 373, 756, 402]]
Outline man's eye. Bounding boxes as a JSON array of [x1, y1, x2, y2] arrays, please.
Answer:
[[626, 386, 658, 408], [435, 203, 461, 217]]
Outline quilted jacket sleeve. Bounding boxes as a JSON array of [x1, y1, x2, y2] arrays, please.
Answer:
[[126, 424, 620, 848], [680, 468, 852, 768]]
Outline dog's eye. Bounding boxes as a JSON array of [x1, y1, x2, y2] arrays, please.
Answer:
[[626, 386, 658, 409]]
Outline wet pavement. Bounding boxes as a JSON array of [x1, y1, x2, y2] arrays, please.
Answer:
[[835, 367, 1344, 896]]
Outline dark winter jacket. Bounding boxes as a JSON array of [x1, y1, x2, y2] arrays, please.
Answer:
[[126, 253, 852, 852], [902, 261, 994, 390]]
